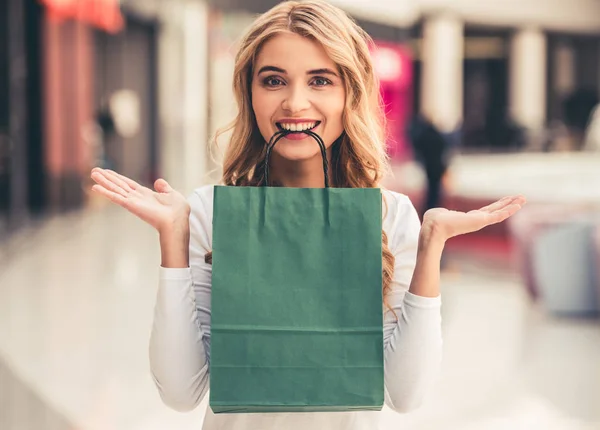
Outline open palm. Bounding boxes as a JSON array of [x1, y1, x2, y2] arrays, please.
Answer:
[[90, 168, 190, 233], [423, 195, 526, 241]]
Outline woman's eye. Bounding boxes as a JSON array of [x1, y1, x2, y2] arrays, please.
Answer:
[[312, 77, 332, 87], [263, 76, 284, 87]]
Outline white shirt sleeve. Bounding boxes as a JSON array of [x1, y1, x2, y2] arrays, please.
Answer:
[[382, 191, 443, 413], [149, 187, 213, 412]]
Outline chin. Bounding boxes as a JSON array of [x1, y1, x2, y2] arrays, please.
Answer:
[[271, 140, 323, 161]]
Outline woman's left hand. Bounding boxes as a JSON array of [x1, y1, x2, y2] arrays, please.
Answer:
[[421, 195, 527, 243]]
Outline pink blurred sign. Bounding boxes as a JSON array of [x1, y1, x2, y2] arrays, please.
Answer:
[[370, 41, 413, 161], [40, 0, 124, 33]]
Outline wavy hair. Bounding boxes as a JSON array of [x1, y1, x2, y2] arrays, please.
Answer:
[[208, 0, 396, 311]]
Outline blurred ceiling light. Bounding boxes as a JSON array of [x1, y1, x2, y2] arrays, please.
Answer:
[[109, 90, 141, 139], [372, 47, 403, 82], [39, 0, 124, 33]]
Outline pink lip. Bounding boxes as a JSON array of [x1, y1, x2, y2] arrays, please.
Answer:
[[283, 133, 311, 141]]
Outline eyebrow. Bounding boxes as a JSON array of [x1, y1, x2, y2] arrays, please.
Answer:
[[257, 66, 338, 77]]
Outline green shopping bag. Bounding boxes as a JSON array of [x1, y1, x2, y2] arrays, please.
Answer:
[[209, 130, 384, 413]]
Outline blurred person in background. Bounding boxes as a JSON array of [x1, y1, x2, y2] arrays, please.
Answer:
[[408, 114, 462, 216], [94, 99, 117, 170], [582, 102, 600, 152], [561, 87, 599, 151], [89, 1, 525, 429]]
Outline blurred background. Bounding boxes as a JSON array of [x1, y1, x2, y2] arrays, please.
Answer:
[[1, 0, 600, 429]]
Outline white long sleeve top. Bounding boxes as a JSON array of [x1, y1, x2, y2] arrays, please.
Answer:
[[149, 185, 443, 430]]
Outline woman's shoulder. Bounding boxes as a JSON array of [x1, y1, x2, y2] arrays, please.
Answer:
[[381, 189, 421, 244], [186, 185, 215, 246], [381, 189, 418, 220], [189, 184, 214, 203], [187, 185, 215, 220]]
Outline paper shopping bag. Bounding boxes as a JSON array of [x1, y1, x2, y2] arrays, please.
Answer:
[[209, 130, 384, 413]]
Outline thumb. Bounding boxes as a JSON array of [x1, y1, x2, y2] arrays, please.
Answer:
[[154, 178, 172, 193]]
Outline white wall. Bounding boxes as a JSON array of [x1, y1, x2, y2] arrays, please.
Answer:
[[419, 0, 600, 33], [180, 1, 210, 194], [330, 0, 600, 33], [421, 15, 464, 132], [509, 29, 547, 131], [327, 0, 419, 26], [157, 7, 185, 193]]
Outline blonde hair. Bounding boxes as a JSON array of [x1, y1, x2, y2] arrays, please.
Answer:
[[209, 0, 396, 311]]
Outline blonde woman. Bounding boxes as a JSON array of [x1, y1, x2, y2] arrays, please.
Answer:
[[90, 1, 525, 428]]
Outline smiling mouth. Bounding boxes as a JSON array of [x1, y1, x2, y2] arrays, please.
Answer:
[[276, 121, 321, 133]]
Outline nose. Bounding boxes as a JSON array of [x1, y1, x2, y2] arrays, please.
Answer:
[[281, 84, 311, 114]]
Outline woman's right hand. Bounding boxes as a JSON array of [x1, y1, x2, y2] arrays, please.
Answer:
[[90, 167, 190, 234]]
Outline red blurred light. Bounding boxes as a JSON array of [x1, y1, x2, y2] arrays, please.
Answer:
[[40, 0, 124, 33]]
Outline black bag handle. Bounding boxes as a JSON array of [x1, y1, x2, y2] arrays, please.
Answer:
[[263, 129, 330, 188]]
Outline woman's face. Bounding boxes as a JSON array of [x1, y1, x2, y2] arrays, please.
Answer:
[[251, 32, 346, 161]]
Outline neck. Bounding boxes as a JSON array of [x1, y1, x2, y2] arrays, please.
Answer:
[[269, 148, 333, 188]]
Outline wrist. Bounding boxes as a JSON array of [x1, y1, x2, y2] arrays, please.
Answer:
[[159, 228, 190, 269], [419, 222, 447, 251], [159, 218, 190, 239]]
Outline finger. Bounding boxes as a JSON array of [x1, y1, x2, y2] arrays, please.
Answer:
[[479, 196, 523, 213], [486, 203, 523, 224], [501, 202, 524, 217], [104, 169, 140, 192], [478, 196, 513, 213], [92, 184, 130, 207], [154, 178, 172, 193], [90, 170, 129, 198], [512, 195, 527, 206]]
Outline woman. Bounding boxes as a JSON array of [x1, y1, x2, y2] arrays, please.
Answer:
[[90, 1, 525, 428]]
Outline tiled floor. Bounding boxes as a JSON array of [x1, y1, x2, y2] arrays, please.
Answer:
[[1, 202, 599, 430], [0, 355, 74, 430]]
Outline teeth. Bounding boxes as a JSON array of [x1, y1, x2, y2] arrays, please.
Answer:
[[279, 122, 317, 131]]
